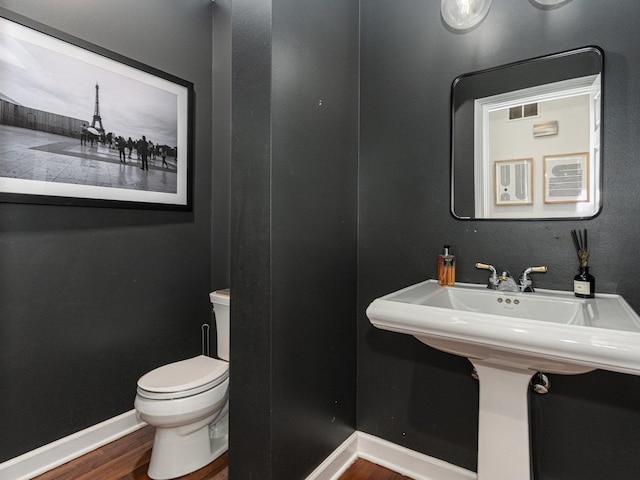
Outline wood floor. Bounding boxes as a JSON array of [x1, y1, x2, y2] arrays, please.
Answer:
[[32, 425, 413, 480]]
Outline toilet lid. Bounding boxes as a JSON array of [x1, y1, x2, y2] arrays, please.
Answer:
[[137, 355, 229, 395]]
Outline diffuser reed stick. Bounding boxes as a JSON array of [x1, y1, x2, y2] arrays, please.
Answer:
[[571, 228, 589, 267]]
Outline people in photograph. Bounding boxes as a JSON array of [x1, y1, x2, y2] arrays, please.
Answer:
[[80, 124, 88, 145], [127, 137, 134, 158], [160, 146, 168, 168], [117, 136, 127, 163], [138, 136, 149, 170]]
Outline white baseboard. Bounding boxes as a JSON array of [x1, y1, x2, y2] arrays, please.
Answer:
[[1, 414, 475, 480], [305, 432, 360, 480], [306, 431, 477, 480], [0, 410, 145, 480]]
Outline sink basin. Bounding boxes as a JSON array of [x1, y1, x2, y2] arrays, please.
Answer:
[[367, 279, 640, 375], [367, 280, 640, 480], [418, 283, 584, 324]]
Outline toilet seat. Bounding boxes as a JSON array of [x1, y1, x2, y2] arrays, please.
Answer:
[[137, 355, 229, 400]]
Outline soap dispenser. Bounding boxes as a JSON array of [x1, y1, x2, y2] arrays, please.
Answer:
[[437, 245, 456, 286]]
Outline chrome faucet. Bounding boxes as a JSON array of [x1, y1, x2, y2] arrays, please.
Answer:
[[519, 266, 548, 292], [476, 263, 500, 289], [476, 263, 547, 292], [497, 271, 520, 292]]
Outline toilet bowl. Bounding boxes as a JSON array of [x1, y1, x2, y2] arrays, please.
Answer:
[[134, 290, 230, 480]]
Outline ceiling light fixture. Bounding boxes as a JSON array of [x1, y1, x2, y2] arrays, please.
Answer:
[[441, 0, 492, 31], [531, 0, 571, 6]]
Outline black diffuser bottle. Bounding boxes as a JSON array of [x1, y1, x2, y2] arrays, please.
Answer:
[[572, 229, 595, 298], [574, 265, 595, 298]]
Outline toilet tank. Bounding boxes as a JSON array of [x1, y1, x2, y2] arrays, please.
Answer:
[[209, 289, 230, 361]]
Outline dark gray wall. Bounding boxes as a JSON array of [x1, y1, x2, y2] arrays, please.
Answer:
[[213, 0, 232, 291], [6, 1, 640, 479], [0, 0, 218, 463], [230, 0, 359, 478], [230, 0, 274, 477], [359, 1, 640, 478]]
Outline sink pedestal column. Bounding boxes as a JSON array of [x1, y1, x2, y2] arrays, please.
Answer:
[[471, 360, 536, 480]]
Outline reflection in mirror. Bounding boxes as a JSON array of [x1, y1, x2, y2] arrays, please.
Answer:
[[451, 47, 603, 220]]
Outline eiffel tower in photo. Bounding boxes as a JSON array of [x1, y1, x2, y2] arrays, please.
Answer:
[[90, 83, 105, 134]]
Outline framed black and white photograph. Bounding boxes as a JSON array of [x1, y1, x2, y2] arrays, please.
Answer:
[[0, 9, 193, 210], [543, 152, 589, 204], [494, 158, 533, 206]]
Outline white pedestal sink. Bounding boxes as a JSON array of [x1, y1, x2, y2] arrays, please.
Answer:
[[366, 280, 640, 480]]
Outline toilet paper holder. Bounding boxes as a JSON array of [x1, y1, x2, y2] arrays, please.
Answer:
[[201, 323, 210, 357]]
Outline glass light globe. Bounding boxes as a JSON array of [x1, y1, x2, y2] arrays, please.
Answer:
[[533, 0, 568, 4], [441, 0, 492, 30], [530, 0, 572, 10]]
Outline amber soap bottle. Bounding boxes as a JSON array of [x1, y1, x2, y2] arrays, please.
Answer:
[[437, 245, 456, 286]]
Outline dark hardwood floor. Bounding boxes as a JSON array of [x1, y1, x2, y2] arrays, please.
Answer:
[[339, 458, 413, 480], [32, 425, 413, 480]]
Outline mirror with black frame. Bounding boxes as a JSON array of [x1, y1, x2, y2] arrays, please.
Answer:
[[451, 46, 603, 220]]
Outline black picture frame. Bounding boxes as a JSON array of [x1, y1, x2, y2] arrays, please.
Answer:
[[0, 8, 194, 210]]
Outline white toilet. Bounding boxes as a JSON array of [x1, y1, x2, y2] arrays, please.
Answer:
[[134, 289, 230, 480]]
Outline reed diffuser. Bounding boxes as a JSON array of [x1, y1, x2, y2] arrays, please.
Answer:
[[571, 229, 595, 298]]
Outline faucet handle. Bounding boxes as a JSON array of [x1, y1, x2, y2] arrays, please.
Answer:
[[520, 266, 548, 292], [476, 262, 500, 289], [527, 266, 548, 273], [475, 262, 494, 271]]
